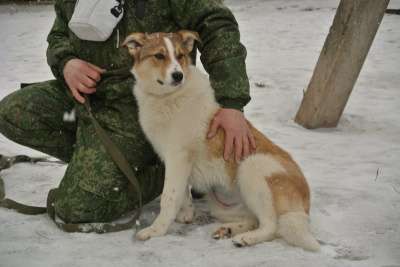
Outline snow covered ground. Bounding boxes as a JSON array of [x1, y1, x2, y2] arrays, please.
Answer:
[[0, 0, 399, 266]]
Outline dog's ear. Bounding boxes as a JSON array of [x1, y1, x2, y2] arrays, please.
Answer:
[[177, 30, 200, 53], [122, 33, 146, 56]]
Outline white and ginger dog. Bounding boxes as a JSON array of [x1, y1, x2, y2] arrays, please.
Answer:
[[122, 31, 320, 251]]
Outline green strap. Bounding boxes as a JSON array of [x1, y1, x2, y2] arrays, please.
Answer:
[[83, 95, 143, 215], [0, 155, 53, 215], [0, 96, 144, 233], [0, 177, 5, 200], [135, 0, 147, 19], [0, 154, 61, 170], [0, 197, 47, 215]]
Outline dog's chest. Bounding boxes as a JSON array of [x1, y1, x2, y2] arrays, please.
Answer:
[[144, 119, 234, 192], [141, 115, 199, 161], [140, 111, 233, 190], [189, 152, 234, 193]]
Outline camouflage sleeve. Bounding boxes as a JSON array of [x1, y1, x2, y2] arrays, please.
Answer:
[[46, 0, 77, 82], [170, 0, 251, 110]]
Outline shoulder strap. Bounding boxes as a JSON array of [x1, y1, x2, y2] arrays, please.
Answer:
[[135, 0, 146, 19]]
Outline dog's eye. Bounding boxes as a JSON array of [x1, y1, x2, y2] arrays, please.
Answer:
[[154, 53, 165, 60], [176, 54, 184, 60]]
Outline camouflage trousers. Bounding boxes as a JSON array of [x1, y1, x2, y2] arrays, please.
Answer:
[[0, 79, 164, 223]]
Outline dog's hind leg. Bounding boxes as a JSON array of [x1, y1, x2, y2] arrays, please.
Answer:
[[232, 155, 283, 247], [212, 219, 258, 239], [231, 183, 277, 246]]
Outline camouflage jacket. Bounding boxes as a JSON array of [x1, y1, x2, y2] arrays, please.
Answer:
[[46, 0, 250, 110]]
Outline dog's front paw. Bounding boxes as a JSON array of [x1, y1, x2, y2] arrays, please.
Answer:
[[212, 227, 232, 239], [136, 226, 167, 241], [232, 233, 253, 247]]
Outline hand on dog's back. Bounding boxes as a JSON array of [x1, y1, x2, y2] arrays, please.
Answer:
[[207, 108, 256, 163]]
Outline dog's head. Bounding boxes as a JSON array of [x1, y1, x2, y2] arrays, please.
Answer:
[[123, 31, 200, 95]]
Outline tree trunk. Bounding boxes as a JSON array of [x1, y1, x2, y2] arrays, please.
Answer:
[[295, 0, 390, 129]]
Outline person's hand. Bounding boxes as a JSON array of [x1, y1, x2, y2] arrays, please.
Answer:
[[63, 58, 105, 103], [207, 108, 256, 163]]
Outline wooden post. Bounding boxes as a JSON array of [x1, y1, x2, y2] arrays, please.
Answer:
[[294, 0, 390, 129]]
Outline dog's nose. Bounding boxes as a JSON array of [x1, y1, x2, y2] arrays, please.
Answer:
[[172, 72, 183, 83]]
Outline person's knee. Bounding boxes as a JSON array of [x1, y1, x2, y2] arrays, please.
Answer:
[[0, 95, 7, 120], [0, 80, 65, 134], [0, 93, 11, 119], [0, 93, 21, 135], [54, 189, 103, 223], [54, 187, 130, 223]]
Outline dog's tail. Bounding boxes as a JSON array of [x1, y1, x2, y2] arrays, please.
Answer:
[[277, 211, 320, 252]]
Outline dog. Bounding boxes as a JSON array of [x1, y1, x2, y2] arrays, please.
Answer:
[[122, 31, 320, 251]]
